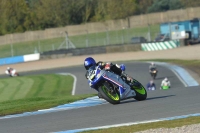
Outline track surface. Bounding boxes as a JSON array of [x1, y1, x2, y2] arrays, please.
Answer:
[[0, 62, 200, 133]]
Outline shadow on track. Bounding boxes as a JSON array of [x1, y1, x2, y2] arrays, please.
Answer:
[[120, 95, 175, 104]]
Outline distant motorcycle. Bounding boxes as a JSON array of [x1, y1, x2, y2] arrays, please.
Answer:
[[161, 82, 170, 90], [5, 69, 19, 77], [86, 65, 147, 104], [150, 68, 157, 79]]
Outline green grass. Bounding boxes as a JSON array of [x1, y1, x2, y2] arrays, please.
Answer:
[[0, 24, 159, 58], [0, 74, 95, 116]]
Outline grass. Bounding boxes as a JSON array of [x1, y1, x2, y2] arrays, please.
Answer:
[[0, 74, 95, 116], [0, 24, 159, 58]]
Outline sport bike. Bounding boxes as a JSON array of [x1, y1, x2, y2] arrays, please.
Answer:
[[5, 69, 20, 77], [150, 68, 157, 79], [86, 65, 147, 104], [161, 82, 170, 90]]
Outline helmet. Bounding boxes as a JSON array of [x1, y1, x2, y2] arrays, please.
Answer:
[[150, 80, 154, 84], [7, 67, 10, 70], [164, 77, 168, 82], [84, 57, 96, 70], [120, 64, 126, 71], [151, 62, 155, 66]]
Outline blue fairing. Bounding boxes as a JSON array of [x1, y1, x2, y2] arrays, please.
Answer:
[[87, 65, 129, 95]]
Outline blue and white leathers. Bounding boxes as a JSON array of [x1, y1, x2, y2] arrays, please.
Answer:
[[87, 65, 136, 100]]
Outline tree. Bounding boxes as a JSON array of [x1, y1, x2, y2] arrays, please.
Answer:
[[180, 0, 200, 8], [0, 0, 29, 34], [169, 0, 183, 10], [135, 0, 154, 14], [91, 0, 137, 21], [148, 0, 183, 13]]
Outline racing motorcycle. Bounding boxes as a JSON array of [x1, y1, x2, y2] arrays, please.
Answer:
[[5, 69, 20, 77], [150, 68, 157, 79], [161, 82, 170, 90], [86, 65, 147, 104]]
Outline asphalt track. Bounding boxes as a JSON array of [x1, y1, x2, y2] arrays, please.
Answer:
[[0, 62, 200, 133]]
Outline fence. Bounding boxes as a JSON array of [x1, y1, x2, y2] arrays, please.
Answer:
[[0, 26, 160, 58]]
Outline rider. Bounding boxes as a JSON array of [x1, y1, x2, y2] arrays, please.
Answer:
[[149, 62, 157, 73], [160, 77, 171, 89], [84, 57, 132, 85], [146, 80, 156, 91], [6, 67, 15, 77]]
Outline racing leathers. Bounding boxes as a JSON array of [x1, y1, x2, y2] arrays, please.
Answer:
[[160, 79, 171, 89], [149, 64, 157, 73]]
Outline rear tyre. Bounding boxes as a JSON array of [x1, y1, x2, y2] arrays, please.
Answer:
[[131, 79, 147, 101], [99, 81, 120, 104]]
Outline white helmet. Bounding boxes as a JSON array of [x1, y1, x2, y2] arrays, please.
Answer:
[[151, 62, 155, 66], [7, 67, 10, 70], [164, 77, 168, 82]]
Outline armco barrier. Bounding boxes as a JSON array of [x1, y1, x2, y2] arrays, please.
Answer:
[[141, 40, 180, 51], [0, 53, 40, 66]]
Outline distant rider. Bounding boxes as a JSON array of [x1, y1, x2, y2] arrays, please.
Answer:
[[149, 62, 157, 73], [146, 80, 156, 91], [160, 77, 171, 89], [5, 67, 15, 77]]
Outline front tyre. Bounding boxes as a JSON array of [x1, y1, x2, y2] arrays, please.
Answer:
[[131, 79, 147, 101], [99, 81, 120, 104]]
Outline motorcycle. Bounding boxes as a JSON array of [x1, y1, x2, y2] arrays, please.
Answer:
[[150, 68, 157, 79], [161, 82, 170, 90], [86, 65, 147, 104], [5, 69, 19, 77]]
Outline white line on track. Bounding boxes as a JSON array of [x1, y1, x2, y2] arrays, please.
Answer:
[[57, 73, 77, 95]]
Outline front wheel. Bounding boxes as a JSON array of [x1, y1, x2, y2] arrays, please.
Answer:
[[131, 79, 147, 101], [98, 81, 120, 104], [151, 73, 156, 79]]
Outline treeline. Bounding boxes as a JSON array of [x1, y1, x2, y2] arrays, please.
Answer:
[[0, 0, 199, 35]]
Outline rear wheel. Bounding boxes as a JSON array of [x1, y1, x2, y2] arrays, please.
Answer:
[[131, 79, 147, 101], [99, 81, 120, 104]]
